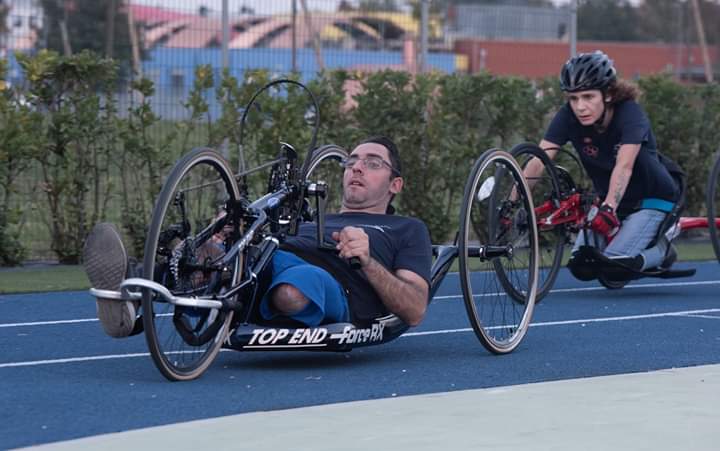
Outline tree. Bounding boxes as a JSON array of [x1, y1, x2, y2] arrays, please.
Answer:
[[40, 1, 138, 71], [338, 0, 355, 12], [576, 0, 720, 44], [0, 2, 9, 35], [443, 0, 554, 5], [577, 0, 643, 41], [358, 0, 400, 12]]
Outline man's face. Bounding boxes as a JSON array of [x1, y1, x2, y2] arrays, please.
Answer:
[[341, 142, 402, 213], [566, 89, 606, 126]]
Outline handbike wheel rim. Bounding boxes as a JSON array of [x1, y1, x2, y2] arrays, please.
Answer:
[[142, 148, 239, 381], [459, 149, 539, 353]]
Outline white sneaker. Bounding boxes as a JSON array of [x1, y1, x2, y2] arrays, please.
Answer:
[[83, 223, 138, 338]]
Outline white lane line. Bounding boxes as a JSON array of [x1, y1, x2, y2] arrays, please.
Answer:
[[3, 308, 720, 369], [0, 314, 173, 329], [3, 280, 719, 329], [0, 318, 98, 328], [403, 308, 720, 337], [0, 348, 220, 369], [684, 314, 720, 320], [431, 279, 720, 301], [0, 352, 150, 368]]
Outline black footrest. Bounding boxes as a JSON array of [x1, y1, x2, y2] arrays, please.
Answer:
[[653, 268, 696, 279]]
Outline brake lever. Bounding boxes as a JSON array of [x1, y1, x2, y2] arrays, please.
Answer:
[[347, 256, 362, 270], [318, 240, 362, 270]]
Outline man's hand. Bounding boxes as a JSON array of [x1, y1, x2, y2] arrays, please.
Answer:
[[589, 204, 620, 239], [332, 226, 370, 267]]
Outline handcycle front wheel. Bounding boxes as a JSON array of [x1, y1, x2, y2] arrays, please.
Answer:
[[142, 147, 242, 381], [708, 151, 720, 264], [459, 149, 539, 354], [303, 144, 349, 213], [508, 143, 565, 303]]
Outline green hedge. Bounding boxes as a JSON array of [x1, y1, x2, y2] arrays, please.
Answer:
[[0, 51, 717, 265]]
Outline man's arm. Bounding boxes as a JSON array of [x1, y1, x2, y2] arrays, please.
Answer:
[[604, 143, 641, 210], [362, 261, 428, 326], [332, 226, 429, 326]]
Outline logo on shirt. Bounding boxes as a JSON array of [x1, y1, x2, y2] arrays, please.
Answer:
[[359, 224, 390, 233], [582, 137, 599, 158]]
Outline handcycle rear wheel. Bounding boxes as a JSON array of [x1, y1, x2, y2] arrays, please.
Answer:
[[508, 143, 565, 303], [459, 149, 539, 354], [708, 152, 720, 264], [142, 148, 242, 381]]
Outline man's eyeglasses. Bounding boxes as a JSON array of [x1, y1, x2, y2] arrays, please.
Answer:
[[341, 155, 400, 176]]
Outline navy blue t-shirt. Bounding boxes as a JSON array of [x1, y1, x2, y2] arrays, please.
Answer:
[[544, 100, 679, 213], [281, 213, 432, 321]]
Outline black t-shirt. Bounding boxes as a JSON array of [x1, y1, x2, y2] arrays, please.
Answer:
[[544, 100, 679, 213], [281, 213, 432, 321]]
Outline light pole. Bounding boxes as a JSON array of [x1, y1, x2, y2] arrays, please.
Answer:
[[569, 0, 577, 57], [222, 0, 229, 71], [419, 0, 429, 73], [292, 0, 297, 72]]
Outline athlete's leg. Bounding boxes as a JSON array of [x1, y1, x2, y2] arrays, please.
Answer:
[[604, 209, 666, 269], [260, 251, 349, 327]]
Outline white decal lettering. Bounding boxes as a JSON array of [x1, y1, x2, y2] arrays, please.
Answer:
[[248, 329, 264, 345], [311, 328, 327, 343], [289, 329, 303, 344], [333, 324, 385, 345], [258, 329, 277, 345], [275, 329, 289, 342]]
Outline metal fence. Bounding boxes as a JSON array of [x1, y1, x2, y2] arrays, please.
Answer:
[[4, 0, 468, 120]]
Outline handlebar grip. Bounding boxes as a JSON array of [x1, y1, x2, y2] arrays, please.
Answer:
[[348, 256, 362, 270]]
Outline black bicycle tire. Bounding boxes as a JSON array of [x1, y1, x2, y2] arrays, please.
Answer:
[[597, 275, 628, 290], [142, 148, 241, 381], [303, 144, 349, 180], [458, 149, 539, 354], [708, 152, 720, 264]]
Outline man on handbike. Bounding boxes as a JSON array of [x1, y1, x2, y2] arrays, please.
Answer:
[[83, 136, 432, 338], [525, 50, 682, 281]]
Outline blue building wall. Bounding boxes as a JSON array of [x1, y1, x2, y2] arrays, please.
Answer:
[[144, 47, 456, 88], [5, 47, 457, 120], [139, 47, 457, 120]]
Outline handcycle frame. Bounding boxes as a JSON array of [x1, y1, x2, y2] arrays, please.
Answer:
[[92, 80, 541, 381], [510, 142, 715, 298]]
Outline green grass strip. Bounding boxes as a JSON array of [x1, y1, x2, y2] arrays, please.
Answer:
[[0, 265, 90, 294]]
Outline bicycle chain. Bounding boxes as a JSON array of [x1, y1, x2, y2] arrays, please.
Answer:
[[169, 239, 188, 288]]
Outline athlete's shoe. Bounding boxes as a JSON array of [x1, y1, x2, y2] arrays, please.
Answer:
[[83, 223, 138, 338], [608, 254, 644, 271]]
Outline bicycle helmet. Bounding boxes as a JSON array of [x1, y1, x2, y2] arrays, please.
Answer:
[[560, 51, 616, 92]]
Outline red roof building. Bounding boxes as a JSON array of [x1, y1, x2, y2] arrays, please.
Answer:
[[454, 39, 719, 81]]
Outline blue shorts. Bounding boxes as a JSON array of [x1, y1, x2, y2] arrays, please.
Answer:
[[260, 250, 350, 327]]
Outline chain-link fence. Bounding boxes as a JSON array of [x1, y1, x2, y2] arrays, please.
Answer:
[[1, 0, 718, 262], [4, 0, 462, 121], [4, 1, 719, 115]]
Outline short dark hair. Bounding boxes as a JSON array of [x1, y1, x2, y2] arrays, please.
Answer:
[[359, 135, 402, 177]]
